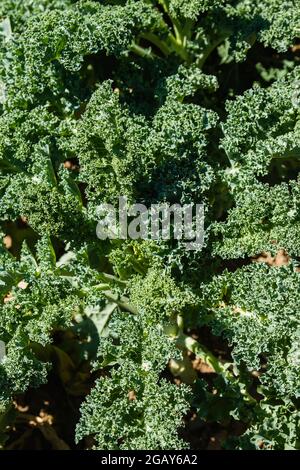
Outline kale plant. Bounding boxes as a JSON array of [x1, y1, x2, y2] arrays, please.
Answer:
[[0, 0, 300, 450]]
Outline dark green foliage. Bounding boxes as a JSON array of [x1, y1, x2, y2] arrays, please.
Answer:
[[1, 0, 300, 451]]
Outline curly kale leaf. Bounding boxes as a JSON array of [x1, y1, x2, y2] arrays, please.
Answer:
[[200, 263, 300, 399], [213, 179, 300, 258], [72, 73, 217, 208], [221, 67, 300, 183], [76, 268, 197, 449]]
